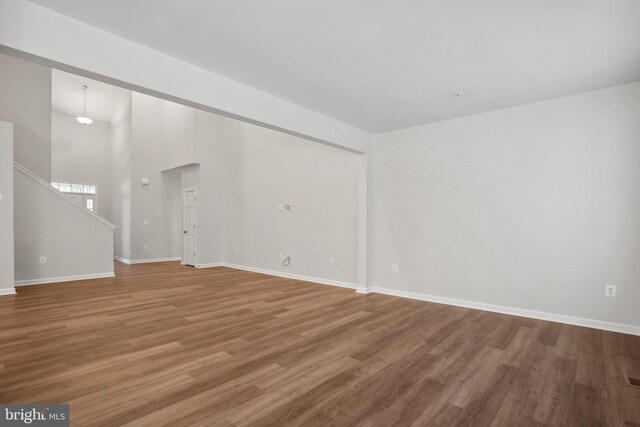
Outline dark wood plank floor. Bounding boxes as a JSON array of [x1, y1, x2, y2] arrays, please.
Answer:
[[1, 262, 639, 426]]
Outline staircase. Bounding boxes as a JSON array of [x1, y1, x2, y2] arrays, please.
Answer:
[[13, 162, 116, 286]]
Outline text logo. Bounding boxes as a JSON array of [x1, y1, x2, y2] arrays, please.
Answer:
[[1, 405, 69, 426]]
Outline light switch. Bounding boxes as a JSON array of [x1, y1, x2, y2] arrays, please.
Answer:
[[0, 193, 3, 202], [143, 219, 149, 225], [141, 178, 149, 185]]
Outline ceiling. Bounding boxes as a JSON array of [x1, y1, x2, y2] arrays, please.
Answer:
[[52, 69, 130, 124], [35, 0, 640, 133]]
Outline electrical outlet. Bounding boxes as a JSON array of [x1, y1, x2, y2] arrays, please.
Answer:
[[392, 264, 398, 273], [39, 256, 46, 264], [329, 258, 335, 266], [143, 219, 149, 225], [143, 244, 149, 250], [235, 248, 240, 254], [605, 285, 616, 297]]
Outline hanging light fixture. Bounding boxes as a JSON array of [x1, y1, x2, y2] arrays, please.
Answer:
[[76, 85, 93, 125]]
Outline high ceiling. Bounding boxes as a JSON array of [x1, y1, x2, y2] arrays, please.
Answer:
[[52, 69, 130, 124], [32, 0, 640, 133]]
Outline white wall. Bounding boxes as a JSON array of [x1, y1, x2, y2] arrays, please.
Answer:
[[14, 165, 115, 284], [162, 102, 196, 171], [129, 93, 184, 261], [51, 113, 111, 218], [0, 121, 14, 294], [0, 52, 51, 180], [192, 111, 227, 266], [373, 82, 640, 329], [162, 168, 183, 260], [222, 118, 360, 284], [108, 92, 199, 263], [110, 93, 132, 260], [111, 92, 360, 285]]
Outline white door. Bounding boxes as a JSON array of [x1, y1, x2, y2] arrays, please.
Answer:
[[83, 196, 96, 213], [183, 190, 197, 266]]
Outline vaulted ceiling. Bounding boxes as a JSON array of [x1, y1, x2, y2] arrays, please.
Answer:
[[31, 0, 640, 133], [52, 69, 130, 124]]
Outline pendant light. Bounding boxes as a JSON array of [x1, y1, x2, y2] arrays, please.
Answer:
[[76, 85, 93, 125]]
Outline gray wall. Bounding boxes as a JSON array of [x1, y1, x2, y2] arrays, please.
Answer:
[[373, 82, 640, 327], [115, 92, 360, 284], [192, 111, 226, 265], [0, 53, 52, 181], [162, 101, 196, 171], [129, 93, 184, 261], [222, 117, 360, 283], [0, 121, 14, 294], [14, 166, 114, 283], [162, 168, 183, 260], [51, 113, 111, 219], [110, 94, 132, 260]]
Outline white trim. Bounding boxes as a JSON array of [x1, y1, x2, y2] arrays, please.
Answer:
[[114, 257, 182, 265], [356, 287, 373, 294], [0, 287, 16, 296], [372, 287, 640, 337], [195, 263, 223, 269], [15, 272, 115, 287], [14, 162, 116, 229], [213, 263, 358, 290]]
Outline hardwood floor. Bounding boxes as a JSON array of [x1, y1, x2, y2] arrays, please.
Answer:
[[1, 262, 639, 426]]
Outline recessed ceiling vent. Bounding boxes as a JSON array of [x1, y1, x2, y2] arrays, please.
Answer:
[[623, 368, 640, 388]]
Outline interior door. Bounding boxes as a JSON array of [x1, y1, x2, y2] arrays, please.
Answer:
[[83, 196, 96, 212], [183, 189, 197, 266], [65, 194, 97, 213]]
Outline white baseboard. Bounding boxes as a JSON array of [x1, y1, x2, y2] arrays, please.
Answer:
[[0, 287, 16, 296], [356, 287, 373, 294], [195, 262, 223, 269], [372, 286, 640, 337], [196, 262, 358, 290], [114, 257, 182, 265], [226, 263, 358, 290], [15, 272, 115, 287]]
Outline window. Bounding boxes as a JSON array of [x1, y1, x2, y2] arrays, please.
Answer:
[[51, 182, 97, 195], [51, 182, 99, 213], [58, 183, 73, 193]]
